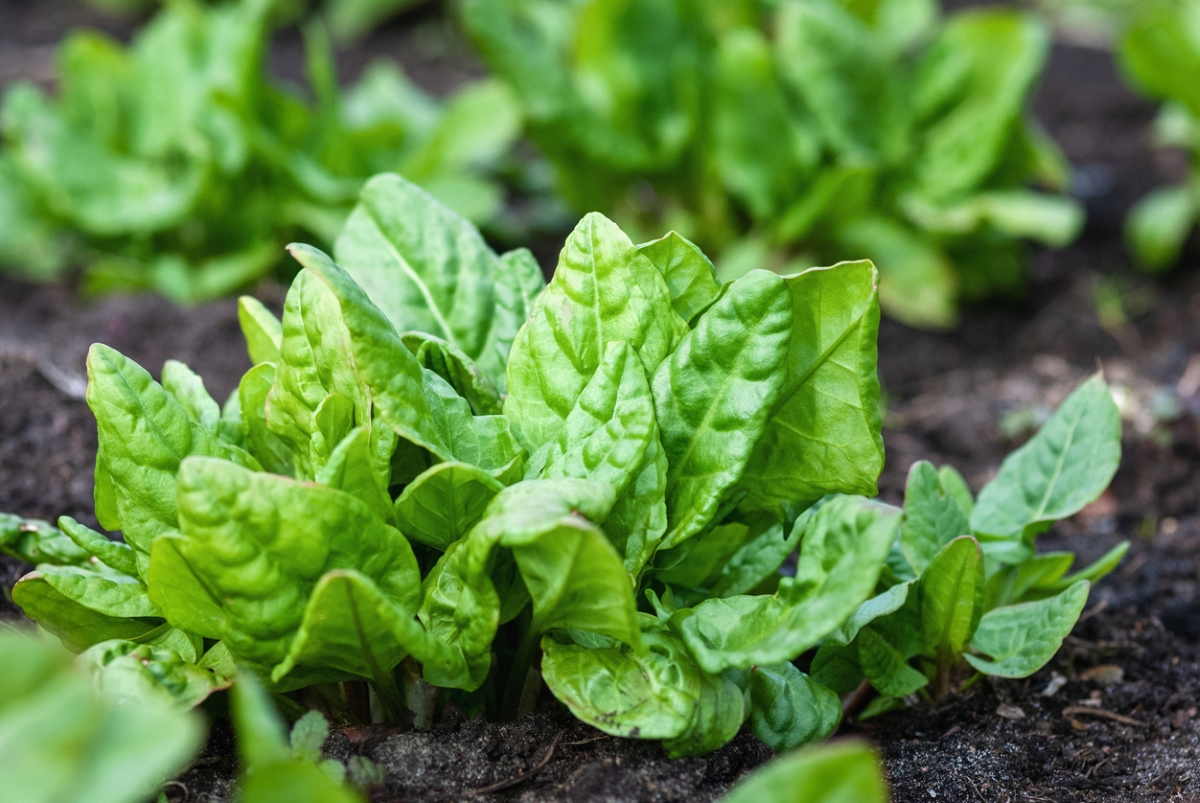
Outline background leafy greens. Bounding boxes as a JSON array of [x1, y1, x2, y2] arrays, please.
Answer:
[[0, 0, 519, 301], [459, 0, 1083, 328]]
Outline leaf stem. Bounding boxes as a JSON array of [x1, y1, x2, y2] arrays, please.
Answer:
[[501, 623, 541, 721]]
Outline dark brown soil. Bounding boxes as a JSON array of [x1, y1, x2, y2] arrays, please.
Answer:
[[3, 2, 1200, 802]]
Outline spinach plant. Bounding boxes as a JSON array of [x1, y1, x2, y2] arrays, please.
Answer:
[[460, 0, 1082, 329], [1119, 0, 1200, 271], [811, 376, 1127, 715], [7, 172, 887, 757], [0, 0, 519, 301]]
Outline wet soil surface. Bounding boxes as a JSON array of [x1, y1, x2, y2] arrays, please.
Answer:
[[3, 3, 1200, 802]]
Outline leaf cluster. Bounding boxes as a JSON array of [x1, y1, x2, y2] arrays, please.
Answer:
[[0, 0, 519, 301], [812, 376, 1127, 714], [459, 0, 1083, 328], [3, 174, 1121, 759]]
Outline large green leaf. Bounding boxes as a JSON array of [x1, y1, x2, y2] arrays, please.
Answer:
[[172, 457, 421, 674], [970, 375, 1121, 540], [636, 231, 721, 326], [505, 212, 684, 451], [678, 496, 898, 672], [738, 661, 841, 751], [393, 462, 504, 550], [653, 270, 792, 548], [86, 344, 259, 565], [965, 579, 1089, 678], [292, 243, 525, 479], [32, 563, 158, 619], [332, 174, 529, 391], [736, 261, 884, 514], [541, 618, 703, 742]]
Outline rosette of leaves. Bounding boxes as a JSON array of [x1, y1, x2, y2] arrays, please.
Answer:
[[460, 0, 1082, 329], [0, 0, 519, 301], [810, 376, 1127, 716], [1118, 0, 1200, 271], [6, 172, 887, 757]]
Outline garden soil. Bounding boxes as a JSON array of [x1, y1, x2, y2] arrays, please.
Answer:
[[2, 1, 1200, 801]]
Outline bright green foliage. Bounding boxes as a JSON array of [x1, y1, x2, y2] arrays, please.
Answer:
[[6, 173, 890, 755], [461, 0, 1081, 329], [0, 629, 203, 803], [811, 375, 1126, 708], [1119, 0, 1200, 271], [717, 740, 889, 803], [0, 0, 519, 300]]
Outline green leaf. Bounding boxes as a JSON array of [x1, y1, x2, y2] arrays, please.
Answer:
[[506, 212, 684, 451], [57, 517, 138, 577], [174, 457, 421, 674], [739, 662, 841, 751], [238, 362, 294, 476], [856, 625, 929, 697], [238, 296, 283, 366], [901, 461, 970, 575], [657, 521, 751, 590], [920, 536, 984, 683], [317, 426, 395, 524], [231, 672, 291, 772], [1054, 541, 1129, 590], [719, 740, 888, 803], [239, 760, 364, 803], [87, 343, 259, 564], [292, 243, 526, 480], [938, 464, 975, 517], [1121, 4, 1200, 119], [679, 496, 899, 672], [637, 231, 721, 325], [161, 360, 220, 431], [267, 270, 368, 480], [290, 711, 329, 765], [1125, 185, 1197, 272], [146, 535, 225, 640], [736, 261, 885, 514], [402, 332, 503, 416], [12, 574, 160, 652], [0, 513, 89, 566], [970, 375, 1121, 539], [653, 270, 791, 548], [79, 639, 229, 709], [809, 581, 913, 693], [34, 563, 157, 618], [0, 631, 203, 803], [332, 174, 526, 392], [661, 668, 745, 758], [393, 462, 504, 551], [541, 618, 701, 741], [966, 580, 1089, 677]]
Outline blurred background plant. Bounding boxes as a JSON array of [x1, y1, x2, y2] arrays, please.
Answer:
[[0, 0, 520, 302], [459, 0, 1084, 328]]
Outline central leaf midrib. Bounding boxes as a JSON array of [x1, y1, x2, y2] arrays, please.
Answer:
[[369, 214, 459, 350]]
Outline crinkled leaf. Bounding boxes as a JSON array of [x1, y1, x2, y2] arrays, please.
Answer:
[[679, 496, 899, 672], [293, 243, 525, 479], [79, 639, 229, 709], [34, 563, 158, 619], [506, 212, 683, 451], [393, 462, 504, 551], [637, 231, 721, 325], [738, 662, 841, 751], [332, 174, 524, 392], [174, 457, 421, 673], [736, 261, 884, 515], [146, 535, 225, 640], [653, 269, 791, 548]]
